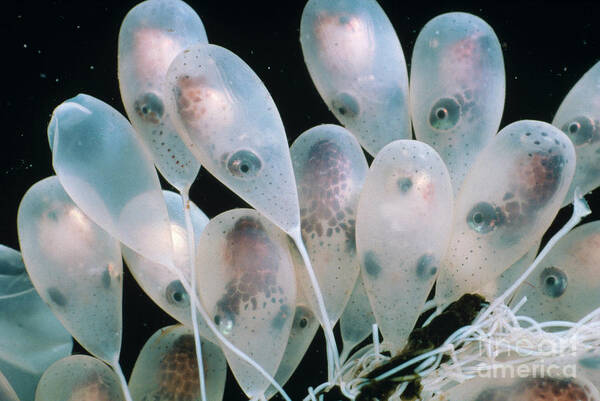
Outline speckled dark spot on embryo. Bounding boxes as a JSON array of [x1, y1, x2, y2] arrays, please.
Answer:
[[215, 217, 284, 323], [299, 139, 356, 252], [150, 334, 201, 401], [518, 152, 564, 210]]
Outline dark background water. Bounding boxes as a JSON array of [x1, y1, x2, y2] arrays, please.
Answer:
[[4, 1, 600, 400]]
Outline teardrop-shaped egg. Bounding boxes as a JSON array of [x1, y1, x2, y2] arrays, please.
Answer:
[[118, 0, 207, 190], [17, 176, 123, 364], [410, 12, 505, 193], [165, 44, 300, 234], [195, 209, 296, 399], [356, 140, 453, 351], [436, 120, 575, 305], [48, 94, 174, 269], [300, 0, 411, 155], [291, 124, 368, 324]]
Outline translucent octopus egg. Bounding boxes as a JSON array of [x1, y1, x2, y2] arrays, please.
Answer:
[[291, 124, 368, 324], [410, 12, 505, 194], [300, 0, 411, 156], [48, 93, 174, 269], [165, 44, 301, 233], [17, 176, 123, 364], [436, 120, 575, 305], [355, 140, 453, 351], [195, 209, 296, 399], [118, 0, 208, 190]]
